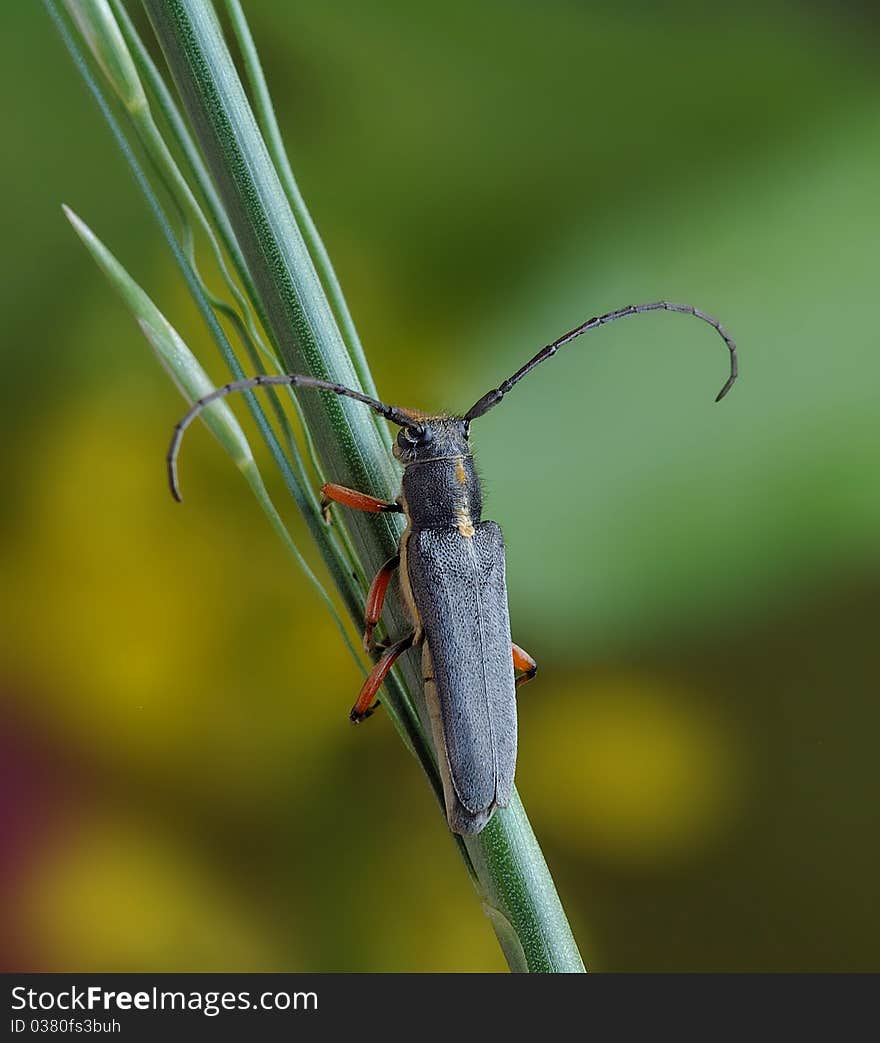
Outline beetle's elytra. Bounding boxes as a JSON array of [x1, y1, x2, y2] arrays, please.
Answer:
[[168, 300, 737, 835]]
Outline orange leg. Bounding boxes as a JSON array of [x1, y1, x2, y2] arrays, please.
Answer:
[[363, 554, 400, 652], [350, 633, 415, 723], [512, 642, 537, 689], [320, 482, 401, 523]]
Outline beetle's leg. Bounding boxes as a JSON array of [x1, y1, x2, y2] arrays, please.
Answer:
[[512, 642, 537, 689], [350, 632, 415, 723], [320, 482, 401, 523], [363, 554, 400, 652]]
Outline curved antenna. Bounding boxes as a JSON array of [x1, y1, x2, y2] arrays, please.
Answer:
[[464, 300, 738, 421], [167, 373, 412, 502]]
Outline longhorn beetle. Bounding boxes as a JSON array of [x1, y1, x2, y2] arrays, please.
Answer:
[[168, 301, 737, 835]]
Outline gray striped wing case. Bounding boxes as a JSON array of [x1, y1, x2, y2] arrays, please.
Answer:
[[406, 521, 517, 834]]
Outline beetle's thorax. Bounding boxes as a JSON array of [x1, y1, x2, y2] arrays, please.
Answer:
[[394, 415, 482, 535], [401, 452, 482, 534]]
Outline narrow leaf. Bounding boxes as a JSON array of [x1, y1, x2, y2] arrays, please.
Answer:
[[61, 0, 146, 111], [63, 205, 250, 469]]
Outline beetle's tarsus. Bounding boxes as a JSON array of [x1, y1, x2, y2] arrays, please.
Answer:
[[363, 629, 389, 654], [350, 699, 380, 724], [366, 633, 391, 654], [512, 642, 538, 689], [350, 632, 414, 722]]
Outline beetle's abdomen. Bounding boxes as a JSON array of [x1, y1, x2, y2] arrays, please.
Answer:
[[406, 521, 516, 833]]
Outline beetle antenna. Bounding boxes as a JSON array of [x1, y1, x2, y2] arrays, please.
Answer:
[[167, 373, 412, 502], [464, 300, 738, 421]]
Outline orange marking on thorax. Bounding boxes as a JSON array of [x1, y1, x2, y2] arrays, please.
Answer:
[[455, 459, 467, 485]]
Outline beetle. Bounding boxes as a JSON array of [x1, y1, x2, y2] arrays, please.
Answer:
[[167, 300, 737, 835]]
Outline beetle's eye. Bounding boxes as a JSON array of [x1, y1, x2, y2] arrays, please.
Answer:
[[403, 426, 422, 444]]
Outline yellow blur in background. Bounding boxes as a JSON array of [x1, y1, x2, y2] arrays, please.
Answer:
[[1, 1, 878, 971]]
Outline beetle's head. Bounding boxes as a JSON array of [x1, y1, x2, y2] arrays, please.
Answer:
[[393, 414, 471, 466]]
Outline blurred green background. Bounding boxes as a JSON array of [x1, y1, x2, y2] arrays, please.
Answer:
[[2, 0, 878, 971]]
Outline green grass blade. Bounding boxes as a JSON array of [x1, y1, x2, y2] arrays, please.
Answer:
[[223, 0, 394, 457], [61, 0, 146, 112]]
